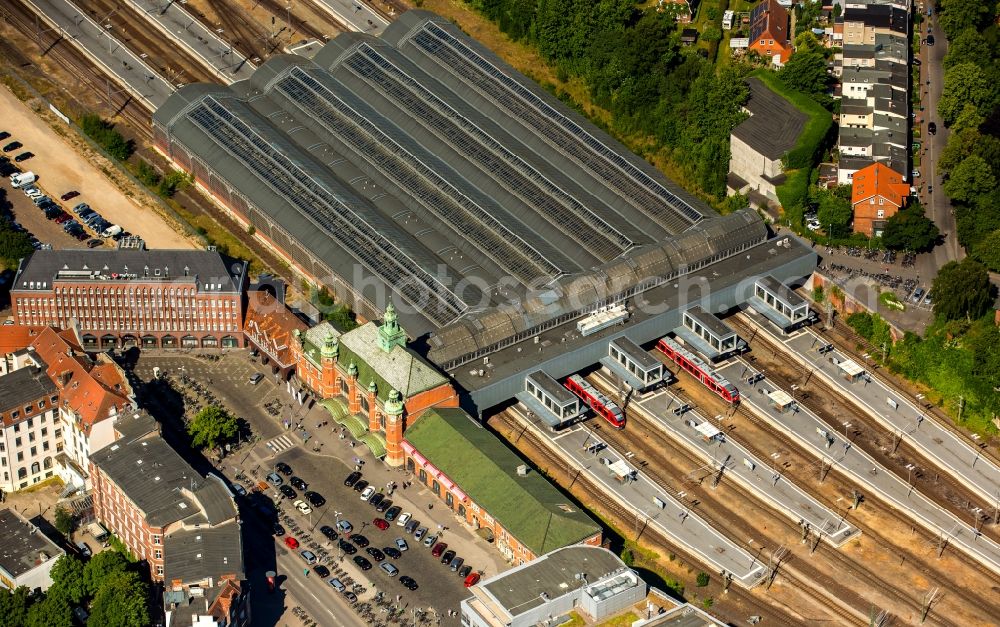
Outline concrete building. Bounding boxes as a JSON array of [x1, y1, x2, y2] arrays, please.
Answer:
[[727, 77, 808, 209], [851, 162, 909, 236], [0, 508, 64, 592], [10, 245, 249, 351], [748, 0, 792, 65], [461, 545, 645, 627], [0, 361, 60, 493]]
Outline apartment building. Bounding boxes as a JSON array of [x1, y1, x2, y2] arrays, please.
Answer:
[[0, 362, 60, 493]]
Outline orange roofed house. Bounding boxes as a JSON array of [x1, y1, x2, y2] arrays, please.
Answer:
[[851, 162, 909, 236], [749, 0, 792, 65]]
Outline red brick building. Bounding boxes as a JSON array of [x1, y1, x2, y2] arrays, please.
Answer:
[[851, 162, 909, 236], [243, 290, 307, 376], [749, 0, 793, 65], [11, 246, 248, 351]]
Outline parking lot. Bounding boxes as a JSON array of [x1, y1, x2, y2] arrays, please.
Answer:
[[128, 350, 509, 624], [1, 174, 97, 250]]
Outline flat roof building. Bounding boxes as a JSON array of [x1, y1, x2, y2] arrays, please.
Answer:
[[0, 508, 64, 592]]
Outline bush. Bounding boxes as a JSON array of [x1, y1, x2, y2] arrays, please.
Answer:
[[696, 572, 710, 587], [753, 70, 833, 169], [54, 506, 76, 536], [620, 548, 634, 566], [134, 160, 161, 187], [79, 114, 134, 161]]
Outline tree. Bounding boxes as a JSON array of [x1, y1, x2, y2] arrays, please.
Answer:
[[325, 303, 358, 332], [943, 29, 993, 69], [53, 506, 76, 536], [25, 594, 72, 627], [702, 25, 722, 42], [779, 50, 829, 96], [938, 0, 991, 39], [0, 226, 34, 270], [83, 548, 130, 598], [881, 205, 940, 251], [0, 586, 33, 627], [937, 63, 994, 127], [188, 405, 238, 451], [48, 555, 86, 605], [87, 571, 149, 627], [931, 258, 996, 321], [951, 102, 986, 134], [943, 155, 996, 203], [814, 189, 853, 238], [973, 229, 1000, 272]]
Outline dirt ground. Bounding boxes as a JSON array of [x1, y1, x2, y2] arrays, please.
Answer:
[[0, 86, 196, 250]]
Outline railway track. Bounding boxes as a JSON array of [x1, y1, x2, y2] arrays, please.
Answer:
[[650, 354, 1000, 622], [584, 376, 964, 626], [727, 314, 1000, 541], [69, 0, 219, 85], [3, 0, 153, 138], [489, 410, 809, 627]]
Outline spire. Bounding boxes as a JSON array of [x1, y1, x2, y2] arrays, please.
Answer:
[[348, 361, 358, 378], [377, 303, 407, 353], [368, 380, 378, 395], [321, 330, 338, 358], [385, 389, 404, 417]]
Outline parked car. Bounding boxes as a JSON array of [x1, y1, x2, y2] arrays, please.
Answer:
[[305, 491, 325, 507], [379, 562, 399, 577], [279, 485, 296, 499], [72, 202, 90, 214], [360, 486, 376, 501], [86, 238, 103, 248], [375, 499, 392, 513], [343, 591, 358, 603], [383, 547, 401, 560], [395, 537, 408, 552], [350, 534, 369, 548], [249, 372, 265, 385], [14, 152, 33, 163], [284, 536, 299, 549], [275, 462, 293, 476], [404, 519, 419, 535], [337, 519, 353, 534], [373, 518, 389, 531], [266, 472, 283, 487], [369, 493, 385, 508], [396, 512, 411, 527], [338, 539, 357, 555], [353, 479, 369, 493], [423, 534, 437, 548], [414, 526, 427, 541], [299, 550, 318, 565], [440, 549, 455, 564], [290, 476, 307, 491], [911, 287, 925, 303], [353, 556, 372, 571], [272, 522, 285, 536], [293, 500, 312, 515], [232, 483, 247, 497], [927, 34, 935, 45], [328, 578, 346, 593], [76, 541, 92, 557], [0, 132, 9, 141], [928, 122, 936, 135], [61, 190, 79, 201], [365, 547, 385, 562], [3, 141, 22, 152], [431, 543, 448, 558], [400, 575, 419, 590], [464, 572, 481, 587], [320, 525, 338, 541], [458, 565, 472, 578], [313, 565, 330, 578], [384, 506, 402, 522], [344, 471, 362, 487], [450, 556, 464, 572]]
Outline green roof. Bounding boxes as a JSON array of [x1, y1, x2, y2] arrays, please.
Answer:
[[404, 408, 601, 555], [337, 322, 447, 403]]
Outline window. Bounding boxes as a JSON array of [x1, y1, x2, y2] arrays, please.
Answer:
[[153, 534, 162, 545], [432, 480, 440, 495], [418, 469, 427, 484], [876, 210, 885, 218], [154, 549, 162, 560], [156, 565, 164, 576]]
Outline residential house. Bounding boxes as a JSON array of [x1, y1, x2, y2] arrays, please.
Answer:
[[851, 161, 909, 236], [0, 363, 60, 493], [0, 508, 64, 592], [749, 0, 793, 65]]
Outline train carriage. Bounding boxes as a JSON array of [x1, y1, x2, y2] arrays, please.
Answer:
[[656, 336, 740, 404], [564, 374, 626, 429]]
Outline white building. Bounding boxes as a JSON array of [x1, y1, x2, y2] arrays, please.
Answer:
[[0, 508, 65, 591], [0, 360, 61, 493]]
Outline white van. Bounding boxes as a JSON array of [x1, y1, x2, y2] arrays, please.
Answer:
[[101, 224, 123, 239], [10, 172, 36, 188]]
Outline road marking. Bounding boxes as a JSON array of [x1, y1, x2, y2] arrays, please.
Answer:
[[266, 434, 296, 453]]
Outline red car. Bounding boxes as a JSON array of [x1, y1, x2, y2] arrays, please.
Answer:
[[431, 542, 448, 558], [53, 213, 71, 224], [373, 518, 389, 530], [60, 191, 80, 201], [464, 572, 481, 587], [284, 536, 299, 549]]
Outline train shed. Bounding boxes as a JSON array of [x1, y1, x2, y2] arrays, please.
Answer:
[[749, 275, 811, 332], [601, 337, 667, 392], [674, 306, 741, 361], [517, 370, 582, 428]]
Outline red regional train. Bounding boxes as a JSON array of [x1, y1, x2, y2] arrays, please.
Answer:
[[656, 336, 740, 404], [564, 374, 626, 429]]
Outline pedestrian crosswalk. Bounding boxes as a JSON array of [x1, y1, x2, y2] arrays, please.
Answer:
[[266, 434, 296, 454]]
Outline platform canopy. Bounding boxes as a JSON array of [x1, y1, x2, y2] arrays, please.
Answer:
[[694, 422, 722, 439], [768, 389, 794, 408], [837, 359, 865, 378]]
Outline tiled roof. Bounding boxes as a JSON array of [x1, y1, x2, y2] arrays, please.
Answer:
[[338, 322, 448, 403], [404, 408, 601, 555], [243, 291, 307, 368], [0, 325, 46, 356], [28, 328, 132, 434], [851, 162, 909, 207]]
